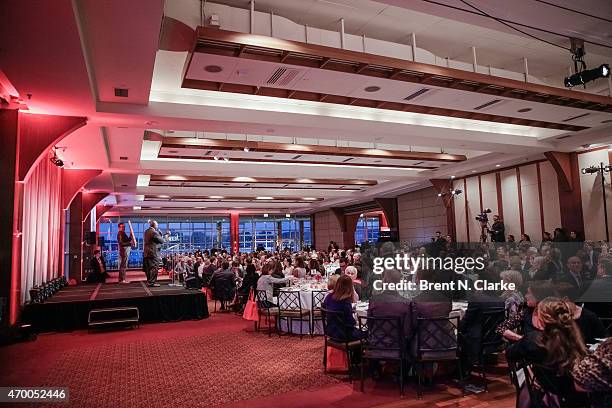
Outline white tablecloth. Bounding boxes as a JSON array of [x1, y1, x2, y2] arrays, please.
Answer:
[[277, 286, 327, 335], [355, 301, 468, 320]]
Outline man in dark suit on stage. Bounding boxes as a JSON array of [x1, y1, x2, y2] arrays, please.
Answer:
[[87, 250, 109, 283], [143, 219, 164, 287]]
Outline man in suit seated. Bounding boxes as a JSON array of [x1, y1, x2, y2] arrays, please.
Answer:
[[368, 269, 412, 339], [209, 261, 236, 311], [87, 250, 109, 283], [581, 256, 612, 321], [556, 256, 587, 301], [459, 267, 505, 372], [410, 269, 454, 361]]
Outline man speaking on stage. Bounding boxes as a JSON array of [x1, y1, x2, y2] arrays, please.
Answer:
[[143, 219, 164, 287]]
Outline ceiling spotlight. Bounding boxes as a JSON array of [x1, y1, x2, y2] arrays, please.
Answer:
[[437, 192, 443, 197], [50, 151, 64, 167], [213, 156, 219, 161], [581, 166, 599, 175], [263, 213, 269, 218], [285, 213, 290, 218], [133, 206, 142, 210], [243, 146, 250, 152], [256, 196, 273, 200], [450, 175, 456, 179], [496, 164, 501, 167], [209, 195, 224, 199], [223, 157, 229, 162], [303, 197, 317, 201], [451, 189, 463, 196], [564, 64, 610, 88], [360, 213, 364, 218]]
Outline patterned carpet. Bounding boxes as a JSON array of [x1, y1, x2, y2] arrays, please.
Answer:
[[33, 331, 339, 408]]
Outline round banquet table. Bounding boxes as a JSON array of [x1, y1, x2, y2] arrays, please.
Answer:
[[355, 301, 468, 320], [277, 284, 328, 335]]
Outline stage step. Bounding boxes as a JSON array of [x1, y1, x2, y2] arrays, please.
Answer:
[[88, 307, 139, 331]]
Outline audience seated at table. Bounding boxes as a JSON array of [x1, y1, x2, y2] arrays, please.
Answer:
[[256, 264, 293, 307], [367, 269, 412, 338], [459, 266, 505, 369], [322, 275, 366, 342], [210, 261, 236, 311], [572, 337, 612, 408], [506, 297, 589, 408]]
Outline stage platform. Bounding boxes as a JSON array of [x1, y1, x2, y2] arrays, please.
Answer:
[[22, 281, 209, 332]]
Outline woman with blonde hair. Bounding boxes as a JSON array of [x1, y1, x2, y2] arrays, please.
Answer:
[[507, 297, 589, 407]]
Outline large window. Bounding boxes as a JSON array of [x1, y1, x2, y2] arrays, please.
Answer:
[[238, 216, 312, 252], [99, 215, 230, 270], [355, 216, 380, 245]]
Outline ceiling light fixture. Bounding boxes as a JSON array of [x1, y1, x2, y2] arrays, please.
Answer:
[[256, 196, 273, 200], [564, 64, 610, 88], [303, 197, 317, 201], [213, 156, 219, 161], [133, 206, 142, 210], [243, 146, 250, 152], [364, 86, 381, 92], [209, 195, 224, 199], [496, 164, 501, 167], [223, 157, 229, 162], [263, 213, 269, 218], [285, 213, 290, 218]]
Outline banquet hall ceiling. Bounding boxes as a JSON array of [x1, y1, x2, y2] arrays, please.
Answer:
[[1, 0, 611, 216]]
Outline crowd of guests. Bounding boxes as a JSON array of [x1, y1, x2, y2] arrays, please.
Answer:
[[96, 226, 611, 406], [359, 228, 612, 407], [158, 241, 366, 311]]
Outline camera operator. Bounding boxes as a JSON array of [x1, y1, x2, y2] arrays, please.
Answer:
[[487, 215, 506, 242]]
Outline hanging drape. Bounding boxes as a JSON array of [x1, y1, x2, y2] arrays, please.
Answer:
[[20, 158, 62, 303]]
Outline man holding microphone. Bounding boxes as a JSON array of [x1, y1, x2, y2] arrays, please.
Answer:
[[143, 219, 164, 287]]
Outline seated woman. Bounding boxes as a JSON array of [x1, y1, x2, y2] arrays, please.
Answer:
[[292, 256, 308, 278], [573, 338, 612, 408], [506, 297, 589, 408], [322, 275, 365, 342], [498, 280, 559, 342], [239, 262, 259, 301], [256, 265, 293, 307]]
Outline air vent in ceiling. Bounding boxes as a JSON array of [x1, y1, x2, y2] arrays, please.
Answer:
[[114, 88, 128, 97], [403, 88, 430, 101], [119, 156, 128, 160], [562, 113, 590, 122], [556, 134, 574, 140], [204, 65, 223, 73], [342, 157, 354, 162], [292, 154, 303, 159], [266, 67, 301, 86], [474, 99, 502, 110], [413, 161, 424, 165], [168, 150, 179, 154]]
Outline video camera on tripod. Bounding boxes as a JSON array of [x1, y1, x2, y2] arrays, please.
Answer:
[[475, 208, 492, 242], [475, 208, 492, 224]]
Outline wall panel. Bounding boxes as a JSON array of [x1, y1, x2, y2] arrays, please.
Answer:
[[578, 149, 612, 240], [313, 210, 343, 250], [539, 161, 562, 236], [453, 180, 468, 242], [500, 170, 521, 240], [519, 164, 542, 240], [398, 187, 447, 244]]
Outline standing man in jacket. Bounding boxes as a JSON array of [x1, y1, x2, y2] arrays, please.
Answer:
[[117, 222, 133, 283], [143, 219, 164, 287]]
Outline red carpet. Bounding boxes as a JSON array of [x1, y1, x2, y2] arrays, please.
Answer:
[[0, 302, 515, 408]]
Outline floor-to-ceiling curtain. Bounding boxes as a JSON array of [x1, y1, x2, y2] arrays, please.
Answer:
[[20, 158, 62, 303]]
